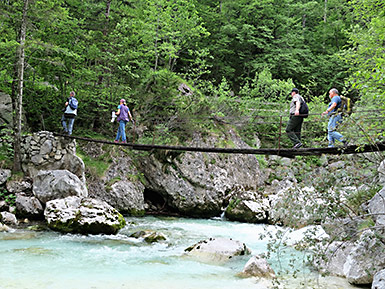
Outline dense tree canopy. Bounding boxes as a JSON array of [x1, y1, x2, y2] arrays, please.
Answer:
[[0, 0, 384, 161]]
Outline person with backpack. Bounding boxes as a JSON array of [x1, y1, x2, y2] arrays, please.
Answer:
[[321, 88, 347, 147], [114, 98, 134, 143], [286, 88, 307, 148], [61, 91, 78, 135]]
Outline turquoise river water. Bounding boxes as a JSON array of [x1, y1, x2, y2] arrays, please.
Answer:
[[0, 216, 357, 289]]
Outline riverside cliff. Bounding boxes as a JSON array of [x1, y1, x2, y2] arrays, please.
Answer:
[[1, 130, 385, 287]]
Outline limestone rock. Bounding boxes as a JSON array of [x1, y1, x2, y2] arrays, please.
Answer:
[[15, 193, 44, 219], [372, 269, 385, 289], [6, 180, 32, 193], [87, 150, 145, 215], [0, 211, 18, 226], [225, 191, 269, 223], [137, 132, 264, 217], [344, 230, 385, 285], [108, 181, 145, 215], [0, 92, 13, 129], [313, 241, 353, 277], [0, 169, 11, 185], [0, 200, 8, 212], [44, 196, 126, 235], [240, 255, 276, 278], [184, 237, 251, 264], [0, 222, 11, 232], [33, 170, 88, 204], [368, 187, 385, 227], [130, 230, 166, 243], [378, 160, 385, 186]]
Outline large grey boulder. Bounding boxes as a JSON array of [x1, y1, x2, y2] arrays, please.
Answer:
[[0, 212, 18, 226], [240, 255, 276, 278], [138, 132, 264, 217], [225, 191, 270, 223], [313, 241, 353, 277], [368, 187, 385, 227], [44, 196, 126, 235], [344, 230, 385, 285], [15, 193, 44, 219], [108, 181, 145, 215], [33, 170, 88, 204], [184, 237, 251, 264], [372, 269, 385, 289], [87, 150, 145, 215]]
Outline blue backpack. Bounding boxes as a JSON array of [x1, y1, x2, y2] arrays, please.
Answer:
[[69, 97, 78, 110]]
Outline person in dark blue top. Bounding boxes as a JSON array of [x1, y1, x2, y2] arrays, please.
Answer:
[[321, 88, 347, 147]]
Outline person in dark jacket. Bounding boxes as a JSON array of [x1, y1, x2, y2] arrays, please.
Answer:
[[286, 88, 305, 148], [114, 99, 133, 143]]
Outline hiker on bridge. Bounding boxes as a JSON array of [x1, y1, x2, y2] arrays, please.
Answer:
[[114, 99, 134, 143], [286, 88, 305, 149], [322, 88, 347, 147], [61, 91, 77, 136]]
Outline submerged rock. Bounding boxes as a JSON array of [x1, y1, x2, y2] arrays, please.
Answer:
[[130, 230, 166, 243], [44, 196, 126, 235], [184, 237, 251, 264]]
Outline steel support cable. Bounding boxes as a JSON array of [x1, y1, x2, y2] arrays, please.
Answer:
[[53, 132, 385, 158]]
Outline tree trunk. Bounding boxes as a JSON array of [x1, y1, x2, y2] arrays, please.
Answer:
[[12, 0, 29, 172], [324, 0, 327, 22]]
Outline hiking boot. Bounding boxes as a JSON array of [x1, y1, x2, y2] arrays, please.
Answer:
[[114, 140, 119, 143], [293, 142, 303, 149], [121, 141, 127, 144]]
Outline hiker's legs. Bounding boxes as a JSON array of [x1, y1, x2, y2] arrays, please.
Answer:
[[115, 122, 122, 141], [116, 120, 126, 141], [328, 114, 344, 147], [121, 121, 127, 142], [286, 116, 303, 145], [294, 118, 303, 142], [61, 115, 68, 133], [328, 114, 343, 131], [67, 118, 75, 135]]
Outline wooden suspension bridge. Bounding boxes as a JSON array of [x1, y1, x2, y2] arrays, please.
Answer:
[[53, 133, 385, 158]]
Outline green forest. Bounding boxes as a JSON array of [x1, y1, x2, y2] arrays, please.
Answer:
[[1, 0, 385, 168]]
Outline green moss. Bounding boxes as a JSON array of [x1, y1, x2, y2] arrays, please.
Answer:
[[226, 198, 241, 213], [128, 209, 145, 217]]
